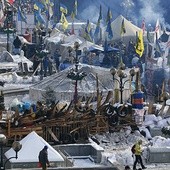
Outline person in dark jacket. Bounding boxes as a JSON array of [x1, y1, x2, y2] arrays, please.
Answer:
[[38, 146, 50, 170], [13, 36, 22, 54], [53, 49, 61, 72]]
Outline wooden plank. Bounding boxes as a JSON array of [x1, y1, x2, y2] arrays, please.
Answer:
[[47, 127, 59, 142]]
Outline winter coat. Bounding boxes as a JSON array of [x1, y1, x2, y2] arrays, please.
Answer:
[[38, 148, 49, 166], [134, 142, 142, 155]]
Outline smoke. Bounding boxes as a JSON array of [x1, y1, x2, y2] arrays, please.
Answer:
[[138, 0, 166, 29], [76, 0, 170, 30], [79, 5, 99, 23], [78, 0, 124, 23]]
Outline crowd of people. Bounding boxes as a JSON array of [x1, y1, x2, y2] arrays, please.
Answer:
[[14, 0, 35, 14], [11, 31, 145, 79]]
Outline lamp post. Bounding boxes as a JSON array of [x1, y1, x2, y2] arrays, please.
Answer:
[[34, 25, 50, 80], [4, 5, 16, 52], [4, 141, 22, 170], [67, 42, 86, 104], [0, 134, 6, 170], [110, 65, 135, 104]]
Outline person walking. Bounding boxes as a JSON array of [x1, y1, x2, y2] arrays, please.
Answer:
[[38, 145, 50, 170], [133, 140, 146, 170]]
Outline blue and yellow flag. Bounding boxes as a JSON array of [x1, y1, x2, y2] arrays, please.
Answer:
[[94, 5, 102, 42], [18, 6, 27, 23], [83, 19, 92, 42], [135, 30, 144, 57], [60, 3, 68, 14], [106, 7, 112, 24], [106, 7, 113, 39], [34, 0, 44, 10], [71, 0, 77, 20]]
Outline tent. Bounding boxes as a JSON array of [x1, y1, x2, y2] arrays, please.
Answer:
[[59, 35, 105, 62], [103, 15, 141, 43], [29, 64, 133, 103], [29, 64, 114, 102], [0, 51, 33, 72], [5, 131, 64, 168]]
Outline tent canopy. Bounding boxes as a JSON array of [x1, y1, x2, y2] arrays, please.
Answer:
[[103, 15, 141, 43], [5, 131, 64, 163], [29, 64, 114, 102]]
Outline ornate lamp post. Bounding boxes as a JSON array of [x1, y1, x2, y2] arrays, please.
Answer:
[[67, 42, 86, 104], [34, 25, 50, 80], [110, 65, 135, 104], [0, 134, 6, 170], [3, 5, 16, 52], [4, 141, 22, 170]]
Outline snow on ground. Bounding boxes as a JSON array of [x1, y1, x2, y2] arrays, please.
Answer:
[[2, 73, 170, 169]]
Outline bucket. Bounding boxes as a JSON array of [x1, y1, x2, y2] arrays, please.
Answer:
[[132, 91, 143, 109]]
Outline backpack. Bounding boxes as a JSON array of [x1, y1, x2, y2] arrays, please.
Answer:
[[131, 144, 136, 154]]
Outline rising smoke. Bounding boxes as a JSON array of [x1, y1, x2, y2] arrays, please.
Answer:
[[138, 0, 166, 30], [76, 0, 169, 30]]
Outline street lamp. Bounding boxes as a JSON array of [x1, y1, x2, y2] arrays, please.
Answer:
[[4, 141, 22, 170], [67, 42, 86, 104], [110, 66, 135, 104], [34, 25, 50, 80], [3, 5, 16, 52], [0, 134, 6, 170]]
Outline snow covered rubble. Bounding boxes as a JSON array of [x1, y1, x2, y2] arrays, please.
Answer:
[[88, 113, 170, 169]]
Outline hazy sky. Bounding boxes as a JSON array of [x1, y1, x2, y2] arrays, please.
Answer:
[[61, 0, 170, 30]]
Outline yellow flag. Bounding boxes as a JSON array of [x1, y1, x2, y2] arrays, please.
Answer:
[[34, 4, 39, 10], [60, 12, 68, 30], [135, 30, 144, 57]]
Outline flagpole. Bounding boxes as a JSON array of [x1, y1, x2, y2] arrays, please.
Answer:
[[21, 20, 23, 34], [58, 0, 61, 23]]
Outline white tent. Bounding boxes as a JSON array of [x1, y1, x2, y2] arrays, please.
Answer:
[[59, 35, 104, 62], [45, 30, 66, 45], [29, 64, 134, 103], [29, 64, 114, 102], [5, 131, 64, 163], [103, 15, 141, 43], [0, 51, 33, 71]]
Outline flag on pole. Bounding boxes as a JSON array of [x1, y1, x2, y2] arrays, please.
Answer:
[[155, 32, 163, 56], [7, 0, 14, 4], [34, 0, 44, 10], [60, 3, 68, 14], [70, 22, 75, 34], [147, 28, 151, 43], [135, 30, 144, 57], [71, 0, 77, 20], [141, 19, 145, 34], [106, 8, 113, 40], [83, 19, 92, 42], [18, 6, 27, 23], [70, 0, 77, 34], [154, 19, 162, 43], [94, 5, 102, 40], [120, 18, 126, 35], [106, 7, 112, 23], [42, 0, 53, 20], [60, 12, 68, 31]]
